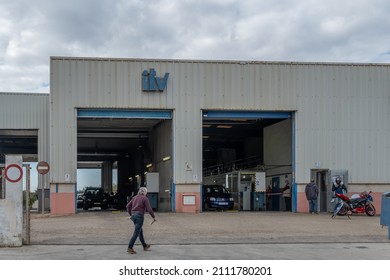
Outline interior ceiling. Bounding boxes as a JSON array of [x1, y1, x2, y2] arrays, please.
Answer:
[[1, 118, 284, 164], [202, 118, 281, 147], [77, 117, 283, 161], [0, 130, 38, 162], [77, 118, 162, 161]]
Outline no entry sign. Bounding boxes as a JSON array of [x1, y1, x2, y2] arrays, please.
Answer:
[[37, 161, 50, 175], [4, 164, 23, 183]]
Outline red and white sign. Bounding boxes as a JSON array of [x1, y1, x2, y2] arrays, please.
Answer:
[[4, 164, 23, 183], [36, 161, 50, 175]]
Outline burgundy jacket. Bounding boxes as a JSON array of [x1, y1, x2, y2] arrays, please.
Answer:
[[126, 194, 155, 219]]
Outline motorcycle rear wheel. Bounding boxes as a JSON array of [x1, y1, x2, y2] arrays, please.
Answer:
[[337, 204, 349, 216], [365, 204, 376, 216]]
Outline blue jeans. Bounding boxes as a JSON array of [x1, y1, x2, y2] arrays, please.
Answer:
[[128, 214, 147, 249], [308, 199, 318, 213]]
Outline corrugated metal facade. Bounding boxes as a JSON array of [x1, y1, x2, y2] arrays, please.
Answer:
[[50, 57, 390, 187], [0, 92, 49, 130], [0, 92, 50, 187]]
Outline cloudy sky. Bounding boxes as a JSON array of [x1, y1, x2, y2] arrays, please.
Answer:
[[1, 0, 390, 94]]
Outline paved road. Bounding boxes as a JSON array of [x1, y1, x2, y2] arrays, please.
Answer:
[[0, 211, 389, 260], [1, 242, 390, 260]]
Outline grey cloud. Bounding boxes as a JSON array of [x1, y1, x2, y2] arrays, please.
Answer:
[[1, 0, 390, 93]]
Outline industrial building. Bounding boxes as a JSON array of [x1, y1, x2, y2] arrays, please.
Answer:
[[1, 57, 390, 216]]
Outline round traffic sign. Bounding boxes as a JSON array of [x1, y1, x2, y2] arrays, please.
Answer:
[[37, 161, 50, 175], [4, 164, 23, 183]]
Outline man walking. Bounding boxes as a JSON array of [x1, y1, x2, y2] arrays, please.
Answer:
[[305, 179, 319, 214], [126, 187, 156, 254]]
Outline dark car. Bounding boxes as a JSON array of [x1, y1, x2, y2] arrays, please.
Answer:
[[202, 185, 234, 211], [76, 192, 84, 208], [82, 187, 107, 210]]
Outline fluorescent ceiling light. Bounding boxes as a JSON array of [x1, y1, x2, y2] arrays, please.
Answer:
[[163, 156, 171, 161], [217, 125, 232, 129]]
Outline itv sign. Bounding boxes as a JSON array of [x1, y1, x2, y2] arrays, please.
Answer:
[[142, 68, 169, 92]]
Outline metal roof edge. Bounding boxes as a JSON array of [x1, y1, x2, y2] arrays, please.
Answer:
[[49, 56, 390, 67], [0, 92, 49, 96]]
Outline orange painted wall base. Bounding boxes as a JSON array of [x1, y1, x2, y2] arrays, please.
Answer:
[[50, 184, 76, 216], [175, 192, 201, 213]]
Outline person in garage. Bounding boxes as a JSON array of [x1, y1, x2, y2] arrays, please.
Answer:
[[281, 180, 292, 211], [126, 187, 156, 254], [305, 179, 319, 214]]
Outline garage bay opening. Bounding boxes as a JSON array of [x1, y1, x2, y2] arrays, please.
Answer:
[[202, 110, 293, 212], [77, 109, 173, 213]]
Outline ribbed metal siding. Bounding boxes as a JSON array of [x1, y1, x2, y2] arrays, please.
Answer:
[[50, 58, 390, 185], [50, 58, 203, 183], [0, 92, 50, 186], [170, 62, 202, 183], [0, 93, 48, 129], [294, 64, 390, 183], [202, 63, 298, 110]]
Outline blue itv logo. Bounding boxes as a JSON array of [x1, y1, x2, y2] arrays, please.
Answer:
[[142, 68, 169, 92]]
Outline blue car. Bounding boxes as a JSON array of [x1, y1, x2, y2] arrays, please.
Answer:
[[202, 185, 234, 211]]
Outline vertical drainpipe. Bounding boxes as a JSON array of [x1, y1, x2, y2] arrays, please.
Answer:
[[171, 113, 175, 212], [171, 182, 176, 212], [75, 183, 77, 212], [291, 113, 297, 213]]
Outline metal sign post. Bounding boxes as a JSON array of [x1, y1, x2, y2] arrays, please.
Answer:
[[36, 161, 50, 215], [25, 164, 31, 244]]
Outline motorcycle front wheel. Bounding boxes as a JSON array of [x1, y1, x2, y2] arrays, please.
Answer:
[[365, 204, 376, 216], [337, 204, 349, 216]]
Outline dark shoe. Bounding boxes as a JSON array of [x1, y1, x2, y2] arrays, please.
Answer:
[[143, 244, 151, 251], [127, 248, 136, 254]]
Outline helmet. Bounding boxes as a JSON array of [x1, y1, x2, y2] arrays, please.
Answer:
[[335, 177, 341, 184]]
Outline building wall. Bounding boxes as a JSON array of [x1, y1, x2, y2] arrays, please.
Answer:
[[50, 58, 390, 213], [264, 119, 293, 211], [293, 64, 390, 184], [0, 92, 50, 191], [50, 184, 76, 215], [264, 119, 293, 176], [150, 120, 172, 211]]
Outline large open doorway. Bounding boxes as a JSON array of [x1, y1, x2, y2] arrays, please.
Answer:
[[77, 109, 173, 212], [202, 111, 293, 212]]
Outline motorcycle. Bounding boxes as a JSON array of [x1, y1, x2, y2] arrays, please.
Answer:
[[331, 191, 376, 218]]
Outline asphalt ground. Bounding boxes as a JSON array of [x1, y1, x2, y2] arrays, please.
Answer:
[[1, 210, 390, 260]]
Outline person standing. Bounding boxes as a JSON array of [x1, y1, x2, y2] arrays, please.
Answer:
[[281, 180, 292, 211], [266, 182, 272, 211], [305, 179, 319, 214], [126, 187, 156, 254], [332, 176, 347, 210], [332, 177, 347, 196]]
